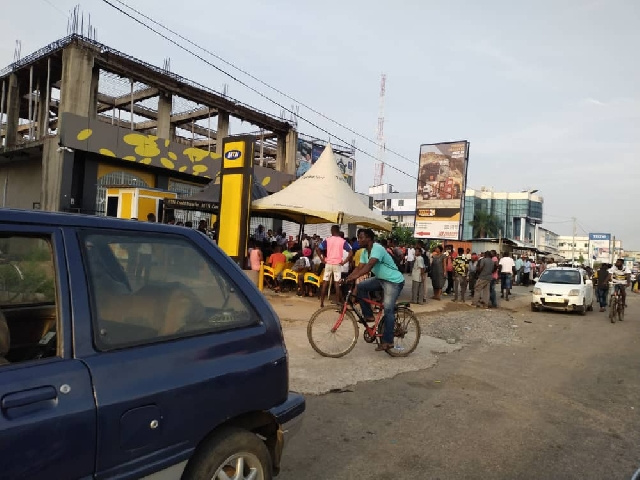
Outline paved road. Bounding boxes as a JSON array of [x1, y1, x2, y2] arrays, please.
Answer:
[[276, 290, 640, 480]]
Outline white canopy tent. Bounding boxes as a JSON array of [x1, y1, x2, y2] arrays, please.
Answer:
[[251, 144, 392, 231]]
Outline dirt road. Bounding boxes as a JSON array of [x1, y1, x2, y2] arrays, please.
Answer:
[[274, 288, 640, 479]]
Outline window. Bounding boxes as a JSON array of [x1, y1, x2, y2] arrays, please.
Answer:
[[398, 200, 405, 207], [0, 236, 58, 365], [82, 232, 258, 350], [538, 270, 581, 285]]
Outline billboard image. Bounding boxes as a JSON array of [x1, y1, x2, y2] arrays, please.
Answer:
[[296, 138, 355, 189], [589, 233, 611, 266], [414, 141, 469, 239]]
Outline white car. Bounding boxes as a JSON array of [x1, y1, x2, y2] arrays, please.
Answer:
[[531, 267, 594, 315]]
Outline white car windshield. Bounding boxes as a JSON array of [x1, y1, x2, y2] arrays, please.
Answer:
[[538, 270, 581, 285]]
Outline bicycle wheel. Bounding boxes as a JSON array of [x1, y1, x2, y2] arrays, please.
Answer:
[[618, 303, 624, 322], [609, 297, 616, 323], [386, 308, 421, 357], [307, 306, 358, 358]]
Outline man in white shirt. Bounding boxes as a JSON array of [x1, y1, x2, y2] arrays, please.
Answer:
[[498, 252, 516, 301], [406, 246, 416, 274], [546, 257, 558, 269], [609, 259, 631, 306]]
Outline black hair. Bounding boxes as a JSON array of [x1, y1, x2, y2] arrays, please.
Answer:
[[361, 228, 375, 240]]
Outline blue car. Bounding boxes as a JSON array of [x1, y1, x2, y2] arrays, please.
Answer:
[[0, 209, 304, 479]]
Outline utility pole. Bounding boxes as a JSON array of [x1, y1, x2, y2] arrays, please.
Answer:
[[571, 217, 577, 266], [498, 228, 503, 255], [612, 235, 616, 263], [373, 73, 386, 186]]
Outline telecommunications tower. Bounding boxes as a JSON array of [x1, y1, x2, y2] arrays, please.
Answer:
[[373, 73, 386, 186]]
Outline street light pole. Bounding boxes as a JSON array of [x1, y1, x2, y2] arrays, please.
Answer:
[[571, 217, 576, 266]]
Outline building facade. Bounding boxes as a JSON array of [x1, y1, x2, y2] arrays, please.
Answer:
[[0, 35, 298, 222], [557, 236, 624, 265], [369, 184, 416, 228], [462, 189, 543, 243]]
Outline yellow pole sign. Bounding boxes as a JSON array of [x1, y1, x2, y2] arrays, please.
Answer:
[[218, 136, 255, 266]]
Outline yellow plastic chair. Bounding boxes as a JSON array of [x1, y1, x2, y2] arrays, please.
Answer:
[[304, 269, 323, 297], [280, 269, 299, 292]]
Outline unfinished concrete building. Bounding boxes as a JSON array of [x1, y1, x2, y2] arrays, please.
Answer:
[[0, 35, 298, 221]]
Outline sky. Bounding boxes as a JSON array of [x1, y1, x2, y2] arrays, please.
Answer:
[[1, 0, 639, 248]]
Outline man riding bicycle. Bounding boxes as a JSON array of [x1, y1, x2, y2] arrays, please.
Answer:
[[344, 229, 405, 352], [609, 259, 631, 307]]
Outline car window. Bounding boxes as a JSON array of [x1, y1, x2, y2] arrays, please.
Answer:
[[538, 270, 581, 285], [0, 236, 58, 365], [81, 232, 258, 350]]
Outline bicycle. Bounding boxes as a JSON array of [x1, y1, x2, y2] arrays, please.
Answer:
[[307, 284, 421, 358], [609, 284, 625, 323]]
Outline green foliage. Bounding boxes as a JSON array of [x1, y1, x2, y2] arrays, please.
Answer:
[[0, 261, 55, 304], [469, 210, 501, 238]]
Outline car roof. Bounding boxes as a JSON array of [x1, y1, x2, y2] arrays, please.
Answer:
[[0, 208, 194, 236], [545, 267, 583, 272]]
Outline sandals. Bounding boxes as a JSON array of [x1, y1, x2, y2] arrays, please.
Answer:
[[375, 342, 393, 351]]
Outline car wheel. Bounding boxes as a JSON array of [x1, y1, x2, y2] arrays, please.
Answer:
[[579, 301, 587, 316], [587, 300, 594, 312], [182, 427, 273, 480], [530, 304, 539, 312]]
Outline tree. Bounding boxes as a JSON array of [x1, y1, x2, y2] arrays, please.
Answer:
[[469, 210, 501, 238]]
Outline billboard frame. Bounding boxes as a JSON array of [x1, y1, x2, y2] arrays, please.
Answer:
[[413, 140, 470, 241]]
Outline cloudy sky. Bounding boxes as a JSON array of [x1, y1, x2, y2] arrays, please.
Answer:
[[1, 0, 638, 247]]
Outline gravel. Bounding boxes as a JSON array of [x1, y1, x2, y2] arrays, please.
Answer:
[[418, 304, 522, 346]]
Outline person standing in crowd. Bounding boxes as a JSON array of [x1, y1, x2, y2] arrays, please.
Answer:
[[430, 245, 446, 300], [468, 252, 479, 298], [197, 219, 208, 235], [249, 240, 263, 272], [473, 251, 494, 308], [411, 246, 426, 304], [415, 240, 431, 301], [489, 250, 499, 308], [596, 263, 611, 312], [499, 252, 516, 301], [547, 257, 558, 269], [523, 256, 532, 287], [255, 225, 266, 243], [406, 245, 416, 274], [316, 225, 352, 307], [443, 247, 454, 296], [452, 247, 468, 303], [515, 255, 524, 285]]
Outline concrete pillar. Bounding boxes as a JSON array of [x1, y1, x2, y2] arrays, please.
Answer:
[[59, 44, 97, 129], [275, 133, 286, 172], [156, 92, 172, 140], [284, 129, 298, 175], [41, 136, 74, 212], [5, 74, 21, 147], [37, 83, 50, 139], [215, 111, 229, 155]]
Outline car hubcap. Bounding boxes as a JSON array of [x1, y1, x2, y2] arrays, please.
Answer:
[[213, 452, 264, 480]]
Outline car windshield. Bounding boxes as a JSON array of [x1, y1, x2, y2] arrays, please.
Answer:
[[538, 270, 581, 285]]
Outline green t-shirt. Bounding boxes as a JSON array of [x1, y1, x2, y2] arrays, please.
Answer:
[[361, 243, 404, 284]]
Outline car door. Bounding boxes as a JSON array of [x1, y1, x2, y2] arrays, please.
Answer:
[[71, 228, 287, 480], [0, 226, 96, 480]]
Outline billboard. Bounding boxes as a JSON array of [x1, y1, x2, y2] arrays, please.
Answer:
[[589, 233, 611, 266], [414, 141, 470, 240], [296, 138, 355, 189]]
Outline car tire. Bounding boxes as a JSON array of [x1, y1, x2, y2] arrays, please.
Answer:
[[182, 427, 273, 480], [587, 301, 594, 312], [579, 301, 587, 316], [530, 304, 539, 312]]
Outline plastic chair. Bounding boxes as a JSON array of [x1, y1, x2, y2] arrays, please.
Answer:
[[304, 270, 323, 297], [280, 269, 299, 292]]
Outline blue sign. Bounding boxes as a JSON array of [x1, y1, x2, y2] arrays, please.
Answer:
[[589, 233, 611, 240], [224, 150, 242, 160]]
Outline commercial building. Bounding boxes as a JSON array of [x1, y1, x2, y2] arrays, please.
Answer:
[[0, 35, 298, 222], [368, 184, 416, 228], [557, 236, 623, 265], [462, 188, 543, 243]]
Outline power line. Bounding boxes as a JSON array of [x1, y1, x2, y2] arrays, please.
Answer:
[[107, 0, 419, 167], [99, 0, 417, 181], [40, 0, 68, 17]]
